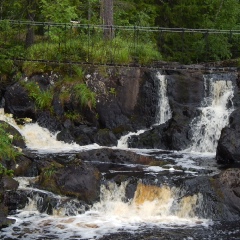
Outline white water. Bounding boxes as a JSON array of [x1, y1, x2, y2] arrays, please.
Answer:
[[0, 110, 100, 153], [2, 179, 210, 240], [0, 73, 236, 239], [154, 72, 172, 125], [188, 77, 234, 153], [117, 72, 171, 148]]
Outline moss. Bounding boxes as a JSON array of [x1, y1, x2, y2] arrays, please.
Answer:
[[149, 160, 169, 167], [209, 177, 224, 199]]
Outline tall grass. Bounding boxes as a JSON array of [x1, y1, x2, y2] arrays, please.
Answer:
[[0, 123, 22, 163], [73, 83, 96, 110]]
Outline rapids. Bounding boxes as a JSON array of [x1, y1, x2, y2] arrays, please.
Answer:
[[1, 72, 239, 240]]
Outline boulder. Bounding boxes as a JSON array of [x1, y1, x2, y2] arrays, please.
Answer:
[[38, 161, 101, 204], [37, 111, 63, 133], [216, 109, 240, 164], [4, 83, 36, 119]]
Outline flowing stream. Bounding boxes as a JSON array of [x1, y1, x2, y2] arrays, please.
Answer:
[[0, 72, 238, 240]]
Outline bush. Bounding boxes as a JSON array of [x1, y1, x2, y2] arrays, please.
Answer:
[[0, 123, 22, 163], [23, 81, 53, 111], [73, 83, 96, 110]]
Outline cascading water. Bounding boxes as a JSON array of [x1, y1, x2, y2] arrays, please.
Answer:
[[1, 72, 239, 240], [1, 179, 210, 240], [188, 75, 234, 153], [154, 72, 172, 125], [0, 109, 100, 153], [117, 72, 171, 148]]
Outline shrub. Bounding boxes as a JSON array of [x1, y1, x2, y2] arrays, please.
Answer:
[[0, 123, 22, 162], [23, 81, 53, 111], [73, 83, 96, 110]]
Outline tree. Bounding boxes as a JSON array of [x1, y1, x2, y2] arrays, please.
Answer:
[[101, 0, 114, 39]]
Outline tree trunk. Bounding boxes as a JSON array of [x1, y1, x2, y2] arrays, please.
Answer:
[[25, 0, 36, 48], [102, 0, 114, 40]]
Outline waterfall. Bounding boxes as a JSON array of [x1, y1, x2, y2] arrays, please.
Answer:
[[188, 75, 234, 153], [3, 179, 209, 240], [117, 72, 171, 148], [0, 109, 100, 153], [154, 72, 172, 125]]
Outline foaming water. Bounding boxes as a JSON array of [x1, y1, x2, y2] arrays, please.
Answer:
[[0, 109, 100, 153], [20, 123, 100, 153], [188, 76, 234, 153], [2, 180, 210, 240]]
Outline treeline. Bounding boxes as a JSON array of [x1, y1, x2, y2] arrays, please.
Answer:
[[1, 0, 240, 28], [1, 0, 240, 65]]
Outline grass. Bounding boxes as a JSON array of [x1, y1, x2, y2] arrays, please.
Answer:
[[73, 83, 96, 110], [21, 32, 162, 75], [22, 81, 53, 111], [0, 123, 22, 163]]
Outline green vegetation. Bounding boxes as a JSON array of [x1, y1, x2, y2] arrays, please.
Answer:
[[0, 0, 240, 69], [22, 81, 53, 111], [0, 123, 22, 163], [73, 83, 96, 110], [0, 163, 14, 177]]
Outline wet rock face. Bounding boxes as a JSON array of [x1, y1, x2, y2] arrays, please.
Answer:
[[37, 111, 63, 133], [4, 83, 35, 119], [216, 168, 240, 219], [216, 109, 240, 164], [0, 175, 19, 229], [129, 70, 204, 150]]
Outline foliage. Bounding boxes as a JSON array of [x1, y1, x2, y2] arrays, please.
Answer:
[[1, 0, 240, 64], [64, 111, 83, 122], [109, 87, 116, 96], [0, 123, 22, 162], [0, 163, 14, 177], [73, 83, 96, 109], [23, 81, 53, 111]]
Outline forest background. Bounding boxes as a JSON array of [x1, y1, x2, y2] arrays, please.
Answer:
[[1, 0, 240, 67]]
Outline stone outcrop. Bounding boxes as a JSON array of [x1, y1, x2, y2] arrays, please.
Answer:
[[216, 107, 240, 164], [37, 158, 101, 204], [4, 83, 36, 120], [129, 69, 204, 150]]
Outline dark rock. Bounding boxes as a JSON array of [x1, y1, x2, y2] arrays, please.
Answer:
[[57, 125, 98, 146], [216, 109, 240, 164], [93, 129, 118, 147], [37, 111, 63, 133], [76, 148, 156, 165], [13, 155, 38, 177], [97, 101, 130, 129], [4, 191, 28, 211], [56, 128, 75, 144], [128, 70, 204, 150], [52, 94, 64, 117], [2, 176, 19, 190], [134, 70, 165, 128], [38, 161, 101, 204], [4, 83, 36, 119]]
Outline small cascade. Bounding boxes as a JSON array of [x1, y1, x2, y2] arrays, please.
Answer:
[[117, 129, 146, 148], [117, 72, 171, 148], [0, 109, 100, 152], [188, 75, 234, 153], [2, 180, 209, 240], [154, 72, 172, 125]]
